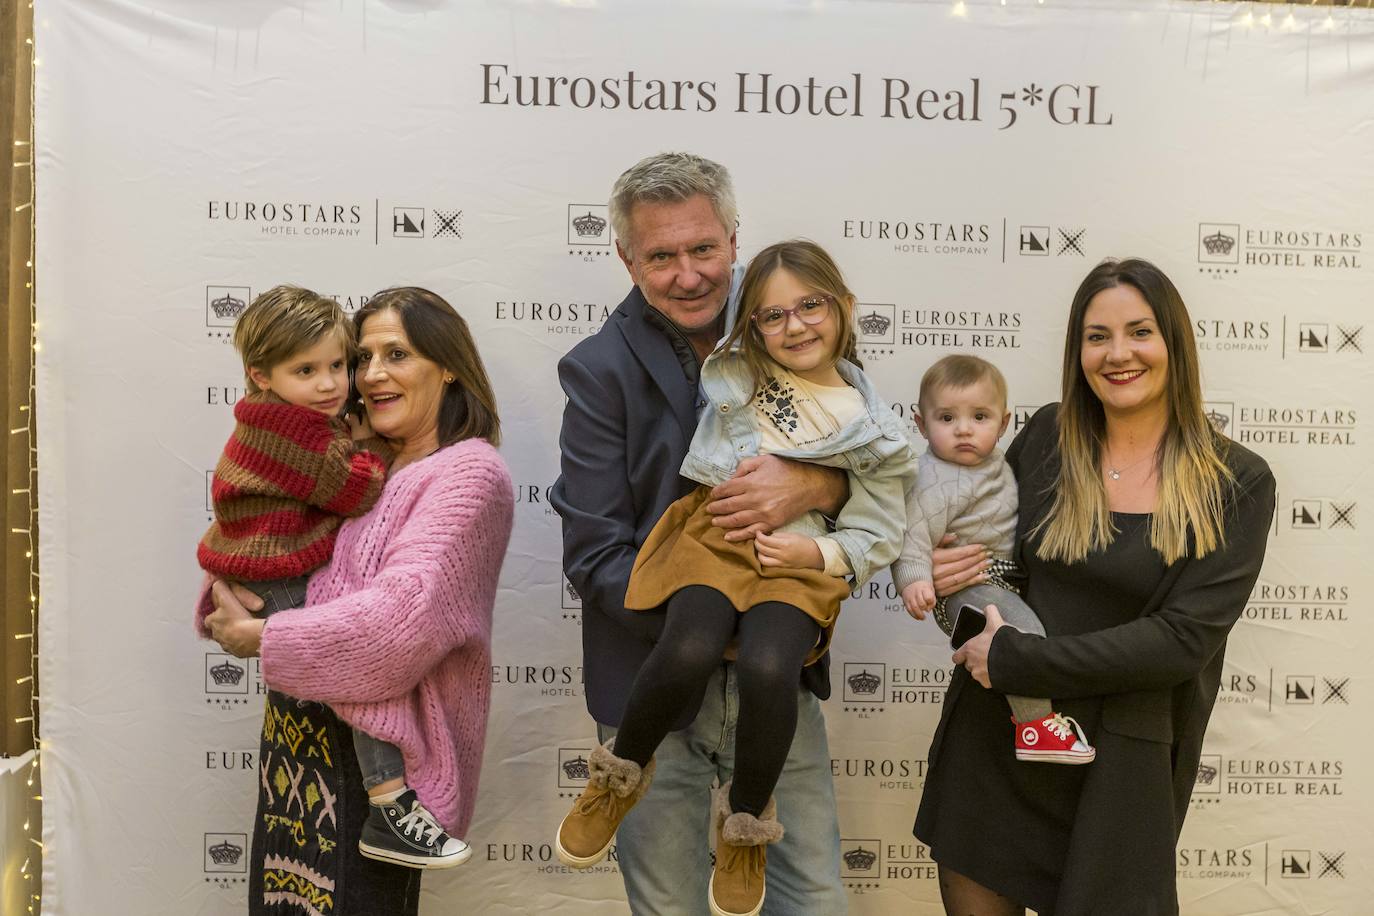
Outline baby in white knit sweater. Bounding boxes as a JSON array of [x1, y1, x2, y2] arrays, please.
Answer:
[[893, 354, 1096, 765]]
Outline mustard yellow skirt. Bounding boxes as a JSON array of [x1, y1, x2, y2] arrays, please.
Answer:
[[623, 486, 851, 663]]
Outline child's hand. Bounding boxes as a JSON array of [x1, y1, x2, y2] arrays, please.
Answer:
[[347, 410, 374, 442], [754, 531, 824, 571], [901, 580, 937, 620]]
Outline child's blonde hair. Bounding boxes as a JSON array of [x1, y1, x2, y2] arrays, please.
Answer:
[[720, 240, 859, 391], [232, 285, 353, 392], [917, 354, 1008, 414]]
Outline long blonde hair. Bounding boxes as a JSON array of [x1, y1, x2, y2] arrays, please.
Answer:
[[1034, 258, 1233, 565], [719, 240, 859, 392]]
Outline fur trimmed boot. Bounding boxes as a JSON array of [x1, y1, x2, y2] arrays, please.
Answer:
[[555, 739, 655, 868], [709, 781, 784, 916]]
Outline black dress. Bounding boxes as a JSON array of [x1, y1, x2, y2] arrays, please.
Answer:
[[915, 405, 1275, 916]]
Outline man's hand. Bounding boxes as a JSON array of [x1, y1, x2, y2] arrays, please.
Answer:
[[754, 531, 824, 570], [951, 604, 1006, 689], [901, 580, 937, 620], [706, 455, 846, 542], [931, 534, 990, 597], [204, 579, 267, 658]]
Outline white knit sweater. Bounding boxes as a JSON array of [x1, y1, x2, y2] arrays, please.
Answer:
[[891, 448, 1018, 589]]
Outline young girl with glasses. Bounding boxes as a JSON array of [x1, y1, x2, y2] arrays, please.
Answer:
[[556, 239, 914, 916]]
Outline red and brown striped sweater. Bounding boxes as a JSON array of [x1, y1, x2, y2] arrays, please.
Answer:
[[198, 391, 389, 581]]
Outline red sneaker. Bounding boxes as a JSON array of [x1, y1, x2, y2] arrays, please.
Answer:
[[1013, 713, 1096, 765]]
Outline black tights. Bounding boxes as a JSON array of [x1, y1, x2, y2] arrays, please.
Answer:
[[611, 585, 821, 817], [938, 866, 1026, 916]]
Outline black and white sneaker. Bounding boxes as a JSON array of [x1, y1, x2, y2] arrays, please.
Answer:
[[358, 789, 472, 869]]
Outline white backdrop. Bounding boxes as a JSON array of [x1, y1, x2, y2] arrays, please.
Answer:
[[34, 1, 1374, 913]]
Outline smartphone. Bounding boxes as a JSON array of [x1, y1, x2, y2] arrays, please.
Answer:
[[949, 604, 987, 651]]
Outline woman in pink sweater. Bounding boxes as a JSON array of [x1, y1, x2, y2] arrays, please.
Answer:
[[201, 287, 514, 916]]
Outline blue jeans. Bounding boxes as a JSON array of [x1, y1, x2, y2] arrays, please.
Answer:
[[248, 576, 405, 790], [597, 664, 847, 916]]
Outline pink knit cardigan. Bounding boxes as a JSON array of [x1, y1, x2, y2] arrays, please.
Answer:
[[197, 438, 513, 835]]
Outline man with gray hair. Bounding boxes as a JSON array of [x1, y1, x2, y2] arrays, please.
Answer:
[[551, 152, 848, 914]]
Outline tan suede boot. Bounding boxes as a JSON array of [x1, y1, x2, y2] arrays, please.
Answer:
[[555, 739, 655, 868], [709, 781, 784, 916]]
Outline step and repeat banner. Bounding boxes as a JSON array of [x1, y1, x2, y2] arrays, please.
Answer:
[[34, 1, 1374, 913]]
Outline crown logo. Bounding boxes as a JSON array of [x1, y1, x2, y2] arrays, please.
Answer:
[[1202, 230, 1235, 256], [210, 658, 246, 686], [210, 291, 247, 320], [565, 580, 581, 603], [843, 846, 877, 870], [562, 755, 590, 780], [857, 311, 891, 337], [572, 211, 608, 238], [1195, 762, 1218, 786], [1205, 409, 1229, 435], [846, 669, 881, 695], [208, 839, 245, 865]]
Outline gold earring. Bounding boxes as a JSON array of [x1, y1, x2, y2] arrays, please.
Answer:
[[444, 375, 455, 384]]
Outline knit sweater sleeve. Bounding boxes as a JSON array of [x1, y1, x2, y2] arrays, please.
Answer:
[[231, 396, 387, 515], [258, 442, 514, 704], [311, 425, 389, 517], [892, 453, 957, 590]]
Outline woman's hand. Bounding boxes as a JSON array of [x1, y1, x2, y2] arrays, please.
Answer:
[[754, 531, 825, 570], [931, 534, 990, 597], [951, 604, 1006, 688], [205, 579, 268, 658]]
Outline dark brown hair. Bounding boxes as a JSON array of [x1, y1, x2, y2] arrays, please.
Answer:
[[354, 287, 501, 447], [1036, 257, 1231, 563]]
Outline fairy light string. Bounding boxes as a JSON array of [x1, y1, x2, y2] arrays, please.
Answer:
[[11, 2, 41, 913]]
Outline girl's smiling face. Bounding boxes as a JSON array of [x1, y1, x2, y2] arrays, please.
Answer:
[[754, 268, 843, 385]]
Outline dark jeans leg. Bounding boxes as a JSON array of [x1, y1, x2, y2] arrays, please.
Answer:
[[611, 586, 737, 767], [728, 602, 821, 817], [242, 575, 310, 618], [353, 729, 407, 791]]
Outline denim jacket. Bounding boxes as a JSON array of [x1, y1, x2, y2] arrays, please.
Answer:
[[681, 344, 916, 587]]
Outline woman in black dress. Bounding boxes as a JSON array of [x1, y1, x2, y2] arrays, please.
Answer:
[[917, 258, 1275, 915]]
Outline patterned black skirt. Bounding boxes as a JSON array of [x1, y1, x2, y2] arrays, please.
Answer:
[[249, 690, 420, 916]]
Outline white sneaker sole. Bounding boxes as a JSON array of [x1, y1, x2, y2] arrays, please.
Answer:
[[554, 813, 613, 868], [1016, 749, 1096, 765], [358, 840, 473, 870], [708, 871, 764, 916]]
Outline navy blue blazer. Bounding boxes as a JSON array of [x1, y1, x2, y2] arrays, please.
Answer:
[[550, 285, 830, 728]]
